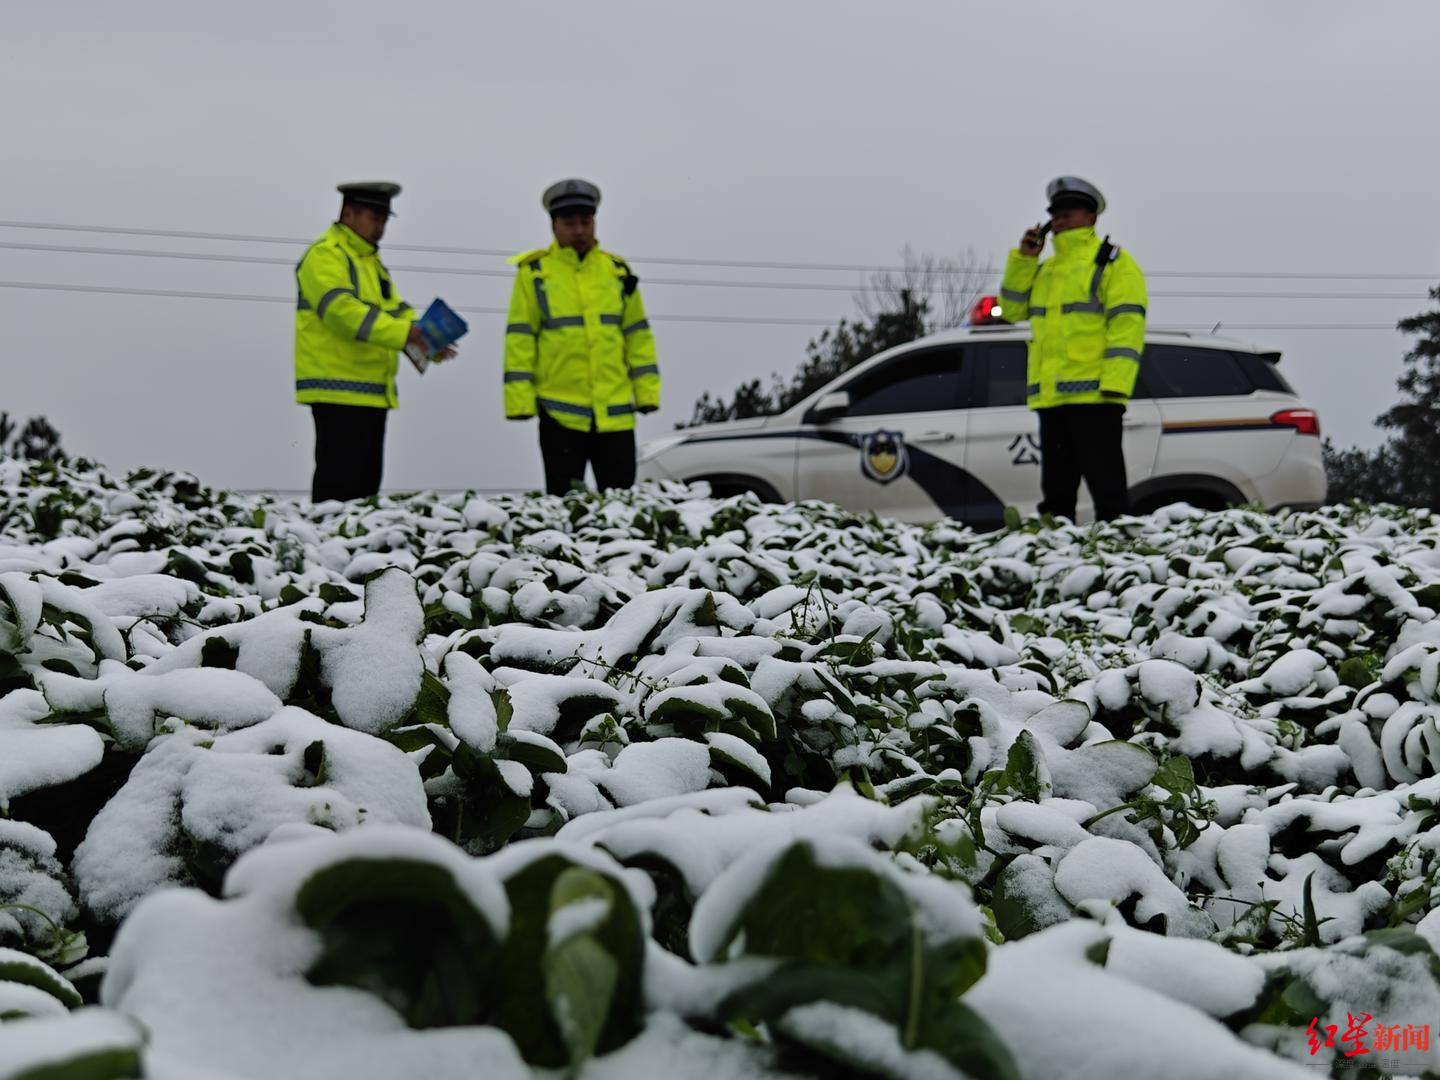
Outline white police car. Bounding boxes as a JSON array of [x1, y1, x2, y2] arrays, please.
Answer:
[[637, 321, 1327, 526]]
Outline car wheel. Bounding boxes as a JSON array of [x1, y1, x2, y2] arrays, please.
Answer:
[[686, 475, 783, 503], [1135, 489, 1231, 514], [1129, 475, 1247, 515]]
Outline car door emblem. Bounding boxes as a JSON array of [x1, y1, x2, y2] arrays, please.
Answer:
[[1008, 434, 1042, 466], [861, 430, 909, 485]]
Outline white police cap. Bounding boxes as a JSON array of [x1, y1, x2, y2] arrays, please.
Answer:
[[1045, 176, 1106, 215], [543, 178, 601, 216]]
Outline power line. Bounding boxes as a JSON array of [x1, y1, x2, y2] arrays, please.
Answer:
[[0, 239, 515, 276], [1, 218, 1437, 283], [0, 239, 1429, 301], [1155, 323, 1401, 331], [1151, 290, 1422, 301], [0, 281, 837, 326], [0, 281, 295, 305], [0, 280, 1407, 332], [0, 220, 340, 250]]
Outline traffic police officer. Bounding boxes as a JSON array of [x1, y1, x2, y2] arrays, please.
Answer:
[[999, 177, 1147, 522], [503, 179, 660, 496], [294, 181, 452, 503]]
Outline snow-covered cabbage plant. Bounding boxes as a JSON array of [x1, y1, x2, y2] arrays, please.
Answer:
[[2, 454, 1440, 1077]]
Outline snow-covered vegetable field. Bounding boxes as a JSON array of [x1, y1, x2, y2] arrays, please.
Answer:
[[3, 454, 1440, 1079]]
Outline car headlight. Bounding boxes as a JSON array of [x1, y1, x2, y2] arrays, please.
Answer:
[[637, 433, 689, 464]]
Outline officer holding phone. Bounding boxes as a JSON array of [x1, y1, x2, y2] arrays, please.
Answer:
[[998, 176, 1148, 522]]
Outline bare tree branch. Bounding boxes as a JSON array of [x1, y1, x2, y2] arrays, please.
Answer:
[[856, 245, 991, 331], [684, 246, 992, 427]]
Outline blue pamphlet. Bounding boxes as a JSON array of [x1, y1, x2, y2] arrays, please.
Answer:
[[406, 298, 469, 373]]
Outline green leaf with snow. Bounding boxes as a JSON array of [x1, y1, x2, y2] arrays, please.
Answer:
[[6, 1047, 145, 1079], [999, 731, 1051, 802], [495, 855, 645, 1068], [714, 842, 1015, 1078], [0, 950, 82, 1010], [542, 867, 625, 1068], [495, 732, 567, 775], [434, 742, 532, 853], [405, 669, 450, 728], [297, 858, 500, 1028]]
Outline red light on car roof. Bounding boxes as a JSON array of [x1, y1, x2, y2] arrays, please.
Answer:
[[970, 295, 1004, 325], [1272, 408, 1320, 436]]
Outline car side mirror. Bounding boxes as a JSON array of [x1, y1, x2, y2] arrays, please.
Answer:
[[808, 390, 850, 424]]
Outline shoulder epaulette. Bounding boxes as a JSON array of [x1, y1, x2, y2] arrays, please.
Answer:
[[1095, 236, 1121, 266], [606, 251, 639, 296], [507, 247, 550, 268]]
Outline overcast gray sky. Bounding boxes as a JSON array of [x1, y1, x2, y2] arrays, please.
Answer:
[[4, 0, 1437, 493]]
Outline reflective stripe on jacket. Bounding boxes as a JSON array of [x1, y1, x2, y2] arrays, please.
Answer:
[[502, 241, 660, 433], [998, 226, 1147, 409], [294, 223, 414, 409]]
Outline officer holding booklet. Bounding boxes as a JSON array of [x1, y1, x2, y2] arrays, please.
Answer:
[[293, 181, 458, 503]]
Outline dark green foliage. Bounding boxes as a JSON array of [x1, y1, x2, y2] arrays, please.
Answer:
[[686, 282, 931, 427], [0, 953, 82, 1009], [495, 857, 646, 1067], [199, 636, 239, 670], [712, 841, 1018, 1080], [298, 858, 502, 1029], [1324, 286, 1440, 507], [296, 851, 648, 1068], [423, 736, 534, 855], [0, 412, 67, 464], [7, 1047, 145, 1079]]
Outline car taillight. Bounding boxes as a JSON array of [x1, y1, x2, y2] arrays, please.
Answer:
[[1272, 408, 1320, 436]]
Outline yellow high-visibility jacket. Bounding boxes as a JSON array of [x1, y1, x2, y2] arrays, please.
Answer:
[[294, 223, 414, 408], [998, 226, 1147, 409], [503, 242, 660, 432]]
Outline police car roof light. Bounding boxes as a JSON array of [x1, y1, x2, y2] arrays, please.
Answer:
[[970, 295, 1005, 325]]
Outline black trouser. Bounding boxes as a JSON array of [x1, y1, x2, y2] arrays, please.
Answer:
[[1037, 403, 1129, 522], [310, 403, 387, 503], [538, 411, 636, 496]]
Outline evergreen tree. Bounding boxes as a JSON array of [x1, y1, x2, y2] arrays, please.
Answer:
[[1321, 438, 1400, 504], [684, 292, 929, 427], [1324, 286, 1440, 507], [0, 413, 66, 463], [1375, 290, 1440, 506]]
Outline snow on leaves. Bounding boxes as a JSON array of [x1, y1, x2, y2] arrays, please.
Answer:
[[3, 458, 1440, 1076]]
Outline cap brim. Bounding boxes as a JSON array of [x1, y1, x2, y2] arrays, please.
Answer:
[[348, 200, 396, 218]]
